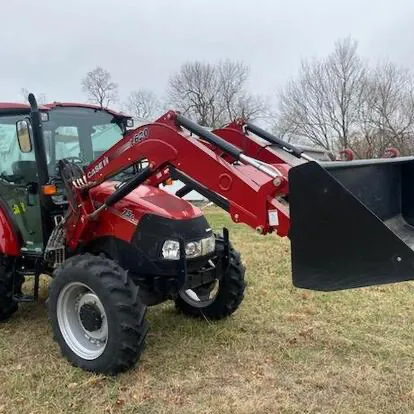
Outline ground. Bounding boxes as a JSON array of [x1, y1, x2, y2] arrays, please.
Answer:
[[1, 207, 414, 413]]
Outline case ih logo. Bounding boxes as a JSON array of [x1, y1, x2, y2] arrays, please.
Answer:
[[87, 156, 109, 178], [131, 127, 149, 145]]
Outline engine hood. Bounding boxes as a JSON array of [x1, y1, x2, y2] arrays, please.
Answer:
[[89, 181, 203, 220]]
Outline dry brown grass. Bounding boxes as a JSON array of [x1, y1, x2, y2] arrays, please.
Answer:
[[1, 206, 414, 413]]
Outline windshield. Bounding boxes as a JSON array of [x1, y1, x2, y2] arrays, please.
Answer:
[[44, 107, 125, 175]]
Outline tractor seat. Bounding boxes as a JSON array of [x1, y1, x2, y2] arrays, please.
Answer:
[[12, 161, 38, 183]]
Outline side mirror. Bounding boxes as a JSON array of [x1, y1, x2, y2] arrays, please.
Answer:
[[16, 119, 33, 153]]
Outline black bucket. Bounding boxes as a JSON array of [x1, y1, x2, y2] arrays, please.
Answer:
[[288, 157, 414, 291]]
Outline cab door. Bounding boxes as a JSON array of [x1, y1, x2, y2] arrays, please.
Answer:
[[0, 127, 43, 253]]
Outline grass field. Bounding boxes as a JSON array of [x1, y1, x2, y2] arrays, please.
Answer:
[[1, 207, 414, 413]]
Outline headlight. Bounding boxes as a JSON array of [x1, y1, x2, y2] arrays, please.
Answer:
[[161, 240, 180, 260], [161, 235, 216, 260], [201, 235, 216, 255], [185, 241, 202, 258]]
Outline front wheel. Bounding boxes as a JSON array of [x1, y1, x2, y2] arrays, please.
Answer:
[[175, 236, 246, 320], [47, 253, 148, 375]]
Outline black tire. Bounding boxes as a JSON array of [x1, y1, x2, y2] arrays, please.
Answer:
[[47, 253, 149, 375], [0, 265, 24, 322], [175, 237, 246, 320]]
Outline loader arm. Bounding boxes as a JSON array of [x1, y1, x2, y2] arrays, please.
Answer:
[[63, 111, 296, 250], [211, 120, 307, 166], [162, 119, 309, 199]]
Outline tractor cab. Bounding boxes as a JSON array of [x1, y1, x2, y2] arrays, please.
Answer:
[[41, 105, 133, 175], [0, 102, 133, 254]]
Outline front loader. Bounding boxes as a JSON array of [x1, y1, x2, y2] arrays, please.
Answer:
[[1, 93, 414, 374]]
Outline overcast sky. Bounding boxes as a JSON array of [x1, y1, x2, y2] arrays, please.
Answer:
[[3, 0, 414, 111]]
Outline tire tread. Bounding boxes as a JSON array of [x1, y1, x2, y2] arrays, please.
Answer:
[[48, 253, 148, 375], [0, 264, 24, 322], [175, 236, 246, 320]]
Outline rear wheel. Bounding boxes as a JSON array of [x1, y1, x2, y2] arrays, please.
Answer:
[[0, 264, 24, 322], [47, 253, 148, 375], [175, 237, 246, 320]]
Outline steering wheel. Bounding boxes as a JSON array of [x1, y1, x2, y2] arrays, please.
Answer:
[[52, 156, 85, 176], [62, 156, 84, 164]]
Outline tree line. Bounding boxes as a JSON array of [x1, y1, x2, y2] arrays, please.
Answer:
[[276, 37, 414, 158], [23, 36, 414, 158], [80, 60, 271, 128]]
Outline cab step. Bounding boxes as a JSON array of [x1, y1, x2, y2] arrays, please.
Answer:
[[13, 294, 35, 303]]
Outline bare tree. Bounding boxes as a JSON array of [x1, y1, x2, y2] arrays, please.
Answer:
[[366, 62, 414, 155], [125, 89, 162, 122], [276, 37, 366, 151], [168, 61, 221, 126], [275, 36, 414, 157], [230, 93, 270, 123], [20, 88, 47, 104], [218, 61, 268, 121], [168, 60, 269, 127], [81, 66, 118, 108], [342, 62, 414, 158]]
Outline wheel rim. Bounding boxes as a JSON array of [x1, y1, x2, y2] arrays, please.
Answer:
[[57, 282, 108, 360], [179, 280, 220, 308]]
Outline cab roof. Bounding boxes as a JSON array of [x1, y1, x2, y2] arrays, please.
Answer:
[[0, 102, 132, 119]]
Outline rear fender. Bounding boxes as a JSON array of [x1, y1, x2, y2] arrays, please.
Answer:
[[0, 200, 22, 256]]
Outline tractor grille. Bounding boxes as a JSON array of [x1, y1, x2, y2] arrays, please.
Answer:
[[128, 214, 213, 276]]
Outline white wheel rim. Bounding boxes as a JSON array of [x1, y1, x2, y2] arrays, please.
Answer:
[[179, 280, 220, 308], [56, 282, 108, 360]]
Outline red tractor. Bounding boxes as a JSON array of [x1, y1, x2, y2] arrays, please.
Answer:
[[2, 93, 414, 374]]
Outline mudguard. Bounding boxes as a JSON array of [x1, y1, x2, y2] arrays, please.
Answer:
[[0, 199, 22, 256]]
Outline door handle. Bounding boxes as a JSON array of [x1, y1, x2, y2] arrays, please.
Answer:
[[25, 182, 38, 207], [26, 189, 34, 207]]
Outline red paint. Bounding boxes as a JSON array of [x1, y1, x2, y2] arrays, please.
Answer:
[[91, 182, 202, 221], [87, 122, 273, 232], [44, 102, 131, 118], [0, 102, 132, 119], [0, 103, 31, 110], [337, 149, 355, 161], [0, 106, 297, 251], [64, 178, 204, 250], [67, 111, 292, 253], [212, 123, 289, 164], [0, 207, 21, 256], [218, 174, 232, 191], [78, 183, 203, 246], [383, 147, 400, 158]]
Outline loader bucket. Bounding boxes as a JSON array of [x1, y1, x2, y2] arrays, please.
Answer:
[[288, 157, 414, 291]]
